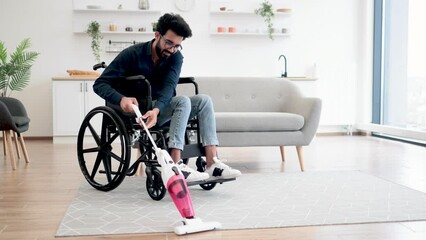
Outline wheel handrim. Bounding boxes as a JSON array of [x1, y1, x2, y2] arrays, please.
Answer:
[[77, 107, 130, 191]]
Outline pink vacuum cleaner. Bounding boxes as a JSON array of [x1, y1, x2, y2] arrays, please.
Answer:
[[132, 104, 221, 235]]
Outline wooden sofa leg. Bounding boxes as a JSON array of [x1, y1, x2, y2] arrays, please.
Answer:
[[280, 145, 285, 162], [5, 131, 16, 170], [296, 146, 305, 172], [18, 134, 30, 163]]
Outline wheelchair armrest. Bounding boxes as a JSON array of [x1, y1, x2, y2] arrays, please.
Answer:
[[178, 77, 195, 84], [126, 75, 146, 81], [178, 77, 199, 95], [105, 75, 152, 112], [93, 62, 107, 71], [125, 75, 151, 100]]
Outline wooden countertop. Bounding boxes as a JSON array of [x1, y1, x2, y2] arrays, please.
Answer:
[[52, 75, 98, 80], [52, 76, 318, 81]]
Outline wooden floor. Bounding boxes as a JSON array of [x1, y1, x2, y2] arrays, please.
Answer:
[[1, 135, 426, 240]]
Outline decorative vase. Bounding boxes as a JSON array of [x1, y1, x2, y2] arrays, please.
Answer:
[[139, 0, 149, 10]]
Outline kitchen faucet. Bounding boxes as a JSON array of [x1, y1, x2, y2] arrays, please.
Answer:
[[278, 54, 287, 78]]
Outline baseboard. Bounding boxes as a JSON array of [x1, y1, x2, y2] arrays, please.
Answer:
[[0, 136, 53, 141], [316, 131, 366, 136], [317, 124, 359, 135]]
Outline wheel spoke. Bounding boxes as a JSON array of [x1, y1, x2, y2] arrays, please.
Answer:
[[82, 146, 100, 154], [90, 153, 103, 180], [106, 132, 120, 145], [107, 151, 126, 163], [154, 189, 160, 197], [87, 122, 101, 145], [102, 156, 113, 182]]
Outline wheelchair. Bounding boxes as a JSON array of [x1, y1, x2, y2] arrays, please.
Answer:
[[76, 63, 233, 201]]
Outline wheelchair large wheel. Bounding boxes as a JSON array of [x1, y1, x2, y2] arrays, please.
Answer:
[[145, 167, 166, 201], [77, 106, 131, 191]]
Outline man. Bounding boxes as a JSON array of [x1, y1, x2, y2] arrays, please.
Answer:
[[93, 13, 241, 183]]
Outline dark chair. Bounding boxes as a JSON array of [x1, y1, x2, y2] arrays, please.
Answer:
[[0, 97, 30, 170]]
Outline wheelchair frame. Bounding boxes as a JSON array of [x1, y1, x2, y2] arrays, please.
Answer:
[[76, 66, 221, 201]]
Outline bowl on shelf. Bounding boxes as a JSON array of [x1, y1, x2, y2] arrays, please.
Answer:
[[276, 8, 291, 13], [86, 5, 102, 9], [217, 27, 226, 33]]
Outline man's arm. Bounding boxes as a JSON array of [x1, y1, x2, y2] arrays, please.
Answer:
[[93, 48, 133, 106], [93, 77, 125, 106]]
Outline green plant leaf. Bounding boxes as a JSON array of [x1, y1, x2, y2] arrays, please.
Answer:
[[87, 21, 103, 62], [254, 0, 275, 40], [9, 66, 31, 92], [0, 38, 39, 96], [0, 41, 7, 65], [0, 73, 7, 90]]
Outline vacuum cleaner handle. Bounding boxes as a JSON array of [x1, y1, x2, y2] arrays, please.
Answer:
[[131, 104, 159, 151]]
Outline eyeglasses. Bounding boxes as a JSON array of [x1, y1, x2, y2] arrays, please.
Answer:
[[160, 35, 183, 51]]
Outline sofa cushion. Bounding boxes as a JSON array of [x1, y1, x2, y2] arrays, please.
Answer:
[[215, 112, 304, 132]]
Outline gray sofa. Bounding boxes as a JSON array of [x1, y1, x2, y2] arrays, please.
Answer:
[[179, 77, 322, 171]]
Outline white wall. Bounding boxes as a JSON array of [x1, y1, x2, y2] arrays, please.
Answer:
[[0, 0, 374, 136]]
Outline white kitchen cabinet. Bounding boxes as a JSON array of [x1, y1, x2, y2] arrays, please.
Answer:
[[52, 79, 104, 142]]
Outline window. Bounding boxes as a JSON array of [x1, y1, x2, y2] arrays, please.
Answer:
[[373, 0, 426, 140]]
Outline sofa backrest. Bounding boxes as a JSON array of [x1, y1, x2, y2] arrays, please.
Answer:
[[177, 77, 302, 112]]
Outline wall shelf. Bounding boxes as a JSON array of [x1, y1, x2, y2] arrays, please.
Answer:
[[210, 10, 291, 16], [74, 31, 155, 35], [210, 32, 290, 37], [209, 7, 292, 37], [73, 9, 161, 14], [72, 0, 161, 34]]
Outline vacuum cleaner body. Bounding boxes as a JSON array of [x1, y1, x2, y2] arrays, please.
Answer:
[[156, 149, 221, 234], [156, 149, 195, 218], [132, 104, 221, 235]]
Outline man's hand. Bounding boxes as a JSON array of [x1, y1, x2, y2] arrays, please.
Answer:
[[120, 97, 139, 112], [142, 108, 160, 129]]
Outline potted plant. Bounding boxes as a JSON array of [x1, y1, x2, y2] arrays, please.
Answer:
[[151, 22, 157, 32], [86, 21, 103, 63], [255, 0, 275, 40], [0, 38, 40, 97]]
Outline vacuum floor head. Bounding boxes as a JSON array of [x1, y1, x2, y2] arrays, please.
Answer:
[[174, 218, 222, 235]]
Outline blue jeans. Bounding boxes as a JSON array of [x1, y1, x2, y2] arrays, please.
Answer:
[[157, 94, 219, 150]]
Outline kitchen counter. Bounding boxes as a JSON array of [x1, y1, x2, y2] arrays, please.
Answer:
[[52, 76, 318, 81], [284, 77, 317, 81], [52, 75, 98, 80]]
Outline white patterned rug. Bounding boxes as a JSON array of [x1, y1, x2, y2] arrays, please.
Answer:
[[56, 171, 426, 237]]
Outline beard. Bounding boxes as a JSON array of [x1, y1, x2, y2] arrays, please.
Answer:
[[155, 41, 173, 59]]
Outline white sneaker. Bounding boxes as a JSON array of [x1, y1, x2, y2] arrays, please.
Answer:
[[176, 160, 209, 183], [206, 157, 242, 180]]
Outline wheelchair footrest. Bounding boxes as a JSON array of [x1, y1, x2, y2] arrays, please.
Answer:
[[187, 177, 236, 186]]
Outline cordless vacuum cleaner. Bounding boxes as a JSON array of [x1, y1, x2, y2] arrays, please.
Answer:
[[132, 104, 221, 235]]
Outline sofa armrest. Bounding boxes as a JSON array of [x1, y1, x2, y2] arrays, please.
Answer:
[[286, 96, 322, 145]]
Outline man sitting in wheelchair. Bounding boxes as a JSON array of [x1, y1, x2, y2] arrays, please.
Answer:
[[93, 13, 241, 183]]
